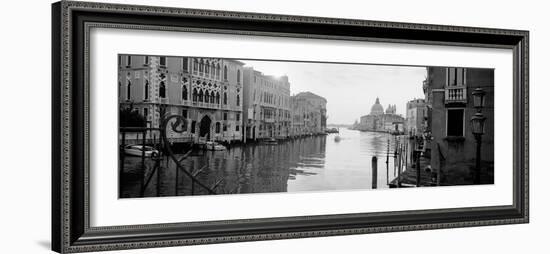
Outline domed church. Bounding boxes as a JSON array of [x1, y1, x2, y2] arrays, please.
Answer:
[[357, 97, 404, 132], [370, 97, 385, 115]]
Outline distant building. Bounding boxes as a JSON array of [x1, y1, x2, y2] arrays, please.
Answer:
[[294, 92, 328, 131], [424, 67, 494, 184], [290, 92, 327, 136], [118, 55, 244, 144], [358, 98, 404, 132], [406, 98, 427, 136], [242, 67, 291, 140]]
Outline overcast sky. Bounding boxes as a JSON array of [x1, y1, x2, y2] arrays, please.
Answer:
[[242, 60, 427, 125]]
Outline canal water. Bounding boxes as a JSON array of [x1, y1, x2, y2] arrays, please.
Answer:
[[120, 129, 403, 198]]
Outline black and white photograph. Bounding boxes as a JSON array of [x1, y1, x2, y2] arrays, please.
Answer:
[[118, 55, 494, 198], [1, 0, 541, 253]]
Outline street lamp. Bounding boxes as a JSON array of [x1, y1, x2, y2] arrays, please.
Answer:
[[471, 113, 486, 136], [472, 88, 486, 112], [413, 135, 425, 187], [470, 88, 486, 184]]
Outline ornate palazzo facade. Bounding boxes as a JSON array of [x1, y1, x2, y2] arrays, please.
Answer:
[[118, 55, 244, 144], [242, 68, 292, 140]]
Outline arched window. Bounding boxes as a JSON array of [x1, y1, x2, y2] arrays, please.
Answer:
[[198, 90, 204, 102], [223, 92, 227, 105], [192, 88, 198, 102], [236, 94, 240, 106], [211, 63, 216, 76], [199, 59, 204, 73], [144, 80, 149, 100], [126, 81, 131, 100], [210, 91, 215, 104], [204, 90, 210, 103], [216, 92, 220, 104], [215, 122, 221, 133], [223, 66, 228, 80], [191, 121, 196, 134], [205, 60, 209, 74], [159, 81, 166, 98], [182, 85, 188, 100], [193, 59, 198, 72], [216, 63, 221, 79], [237, 70, 241, 83]]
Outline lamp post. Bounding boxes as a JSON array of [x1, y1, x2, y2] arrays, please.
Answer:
[[470, 88, 486, 184], [413, 134, 424, 187]]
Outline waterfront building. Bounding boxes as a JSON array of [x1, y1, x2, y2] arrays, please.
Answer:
[[290, 92, 327, 136], [424, 67, 494, 184], [293, 92, 328, 131], [358, 98, 404, 132], [242, 67, 292, 140], [405, 98, 427, 136], [118, 55, 244, 144]]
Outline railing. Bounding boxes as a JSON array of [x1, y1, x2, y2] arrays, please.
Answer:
[[119, 114, 240, 197], [160, 115, 222, 195], [119, 126, 161, 197], [190, 101, 225, 109], [444, 86, 467, 104]]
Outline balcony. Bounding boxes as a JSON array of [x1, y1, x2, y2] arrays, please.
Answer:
[[444, 86, 467, 104], [189, 101, 226, 110], [159, 98, 169, 104]]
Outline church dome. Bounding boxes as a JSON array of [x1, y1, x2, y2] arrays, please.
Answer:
[[370, 97, 384, 115]]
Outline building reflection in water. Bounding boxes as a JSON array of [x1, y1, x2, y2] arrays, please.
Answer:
[[120, 129, 398, 198]]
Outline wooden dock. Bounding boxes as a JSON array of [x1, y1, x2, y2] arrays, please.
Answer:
[[389, 156, 436, 188]]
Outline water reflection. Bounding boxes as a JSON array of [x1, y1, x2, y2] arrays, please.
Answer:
[[120, 129, 399, 198]]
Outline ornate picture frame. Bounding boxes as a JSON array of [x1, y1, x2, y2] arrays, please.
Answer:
[[52, 1, 529, 253]]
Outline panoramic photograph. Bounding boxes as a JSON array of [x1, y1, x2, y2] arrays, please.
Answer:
[[117, 54, 494, 198]]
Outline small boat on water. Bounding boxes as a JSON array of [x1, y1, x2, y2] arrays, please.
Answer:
[[326, 127, 340, 134], [124, 145, 159, 157], [205, 141, 227, 151], [261, 138, 278, 145], [334, 136, 341, 142]]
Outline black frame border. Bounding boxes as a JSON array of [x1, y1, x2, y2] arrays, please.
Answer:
[[52, 1, 529, 253]]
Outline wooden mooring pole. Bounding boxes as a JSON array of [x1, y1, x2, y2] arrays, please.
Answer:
[[372, 156, 378, 189], [140, 131, 146, 197], [404, 138, 408, 170], [119, 132, 126, 198], [415, 151, 421, 187], [398, 145, 402, 178], [397, 153, 401, 188], [386, 139, 389, 184]]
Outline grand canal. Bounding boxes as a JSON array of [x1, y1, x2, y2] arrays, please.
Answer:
[[120, 129, 403, 198]]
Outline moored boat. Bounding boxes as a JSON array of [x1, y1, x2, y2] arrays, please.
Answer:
[[205, 141, 227, 151], [260, 138, 278, 145], [124, 145, 159, 157], [325, 127, 340, 134]]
